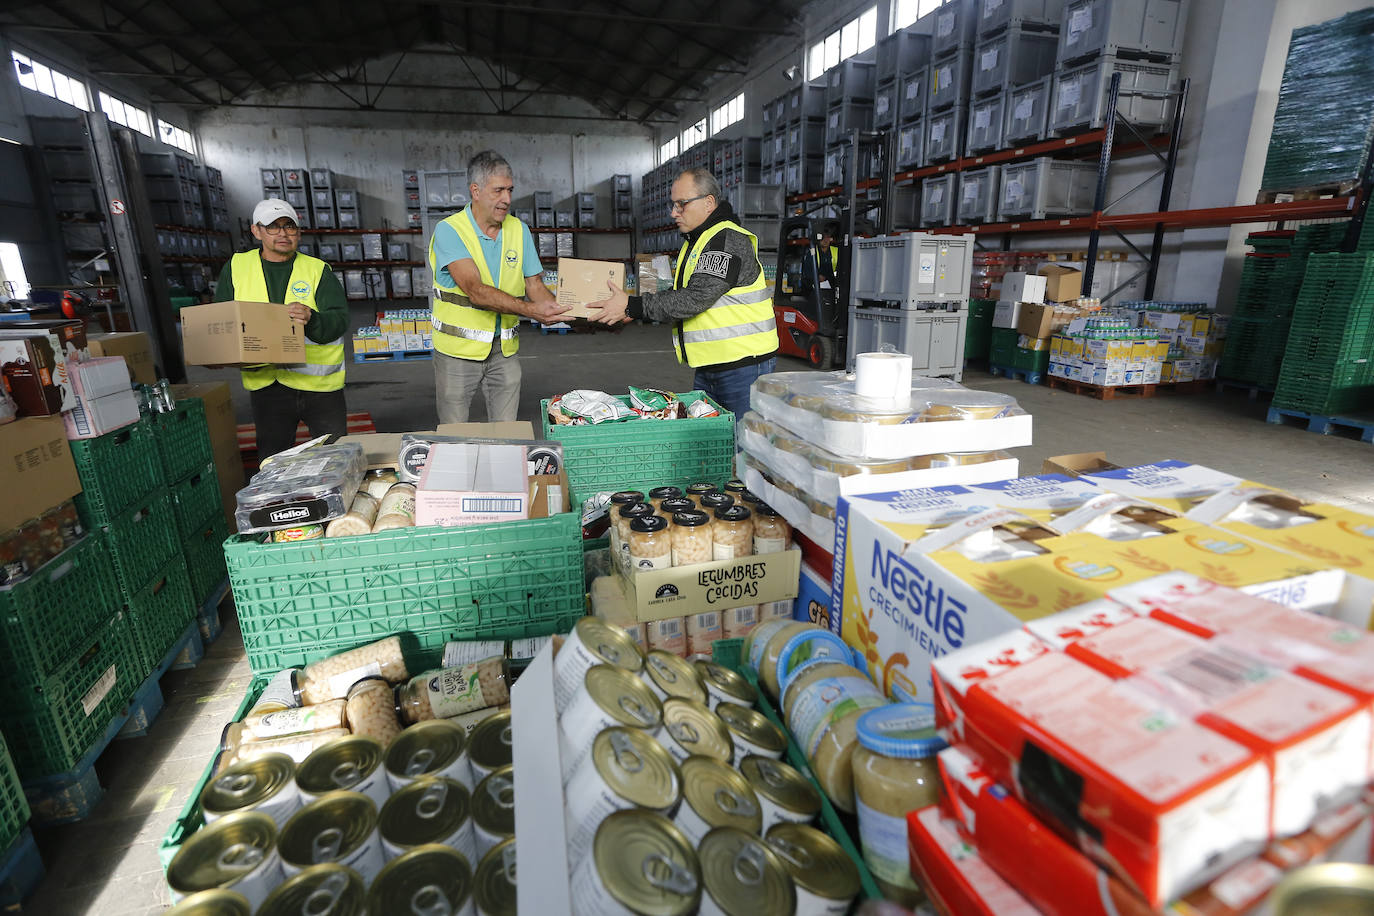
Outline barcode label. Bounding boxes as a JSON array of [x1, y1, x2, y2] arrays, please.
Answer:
[[733, 607, 757, 625], [1158, 649, 1272, 705], [460, 497, 525, 513], [655, 619, 681, 636], [694, 612, 718, 629], [81, 664, 117, 716]]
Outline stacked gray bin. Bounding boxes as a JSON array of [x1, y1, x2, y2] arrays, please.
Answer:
[[997, 156, 1097, 219], [613, 175, 632, 230], [896, 121, 925, 170], [926, 106, 966, 164], [927, 0, 976, 166], [1004, 75, 1054, 143], [824, 60, 876, 189], [1049, 0, 1183, 135], [966, 93, 1008, 153], [402, 169, 421, 229], [877, 27, 933, 131], [921, 173, 957, 227], [957, 165, 1002, 223], [785, 79, 827, 193], [970, 0, 1063, 153], [972, 26, 1059, 97]]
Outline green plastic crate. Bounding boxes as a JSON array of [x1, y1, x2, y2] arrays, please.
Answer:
[[0, 735, 27, 853], [169, 463, 222, 540], [1009, 346, 1050, 373], [150, 398, 214, 485], [988, 327, 1019, 365], [127, 557, 195, 675], [0, 612, 141, 777], [105, 489, 180, 597], [182, 513, 229, 605], [71, 419, 164, 528], [540, 391, 735, 505], [0, 531, 120, 685], [225, 512, 584, 675]]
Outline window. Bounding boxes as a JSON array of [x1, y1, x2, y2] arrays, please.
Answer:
[[158, 120, 196, 155], [659, 136, 678, 163], [893, 0, 946, 31], [98, 92, 152, 137], [711, 93, 745, 134], [11, 51, 91, 111], [680, 117, 707, 152], [806, 8, 877, 80]]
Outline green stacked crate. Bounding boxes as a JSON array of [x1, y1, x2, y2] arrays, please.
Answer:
[[0, 735, 28, 853], [150, 399, 214, 487], [126, 558, 196, 673], [1010, 347, 1050, 374], [964, 299, 995, 360], [1273, 253, 1374, 415], [183, 514, 229, 603], [988, 328, 1018, 366], [70, 419, 164, 528], [154, 396, 226, 614]]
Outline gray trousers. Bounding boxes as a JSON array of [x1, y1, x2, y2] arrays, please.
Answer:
[[434, 348, 522, 424]]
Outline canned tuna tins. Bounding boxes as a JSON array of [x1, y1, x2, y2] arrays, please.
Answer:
[[471, 765, 516, 859], [473, 838, 517, 916], [659, 698, 734, 765], [166, 812, 284, 911], [560, 665, 663, 780], [295, 736, 390, 809], [764, 823, 861, 916], [694, 660, 758, 710], [570, 809, 701, 916], [164, 889, 253, 916], [739, 756, 821, 830], [715, 703, 787, 762], [366, 844, 474, 916], [673, 757, 761, 845], [255, 863, 366, 916], [468, 709, 513, 782], [200, 753, 301, 827], [379, 776, 475, 865], [565, 727, 682, 856], [384, 718, 473, 792], [642, 650, 708, 704], [553, 617, 645, 713], [278, 791, 386, 885], [697, 827, 796, 916]]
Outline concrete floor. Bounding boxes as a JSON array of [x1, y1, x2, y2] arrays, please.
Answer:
[[27, 316, 1374, 914]]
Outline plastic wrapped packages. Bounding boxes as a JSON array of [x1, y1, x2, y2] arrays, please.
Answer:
[[546, 390, 637, 425], [235, 442, 366, 534]]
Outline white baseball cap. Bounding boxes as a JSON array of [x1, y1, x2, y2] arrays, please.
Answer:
[[252, 198, 300, 227]]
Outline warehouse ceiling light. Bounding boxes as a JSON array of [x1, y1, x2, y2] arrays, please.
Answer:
[[782, 65, 799, 81]]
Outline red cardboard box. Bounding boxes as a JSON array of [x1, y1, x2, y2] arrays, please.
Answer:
[[906, 806, 1041, 916]]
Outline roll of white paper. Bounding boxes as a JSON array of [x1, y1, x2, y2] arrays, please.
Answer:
[[854, 351, 913, 407]]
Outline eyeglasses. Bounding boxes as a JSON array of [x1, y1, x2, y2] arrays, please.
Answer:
[[670, 195, 709, 213], [260, 223, 301, 236]]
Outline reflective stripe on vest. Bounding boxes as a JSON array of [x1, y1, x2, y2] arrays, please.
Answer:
[[231, 251, 345, 393], [428, 209, 525, 360], [672, 221, 778, 368]]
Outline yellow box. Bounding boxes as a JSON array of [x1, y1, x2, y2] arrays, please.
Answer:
[[404, 320, 418, 334]]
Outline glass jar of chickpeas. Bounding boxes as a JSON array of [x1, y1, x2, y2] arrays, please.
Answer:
[[753, 504, 791, 555], [615, 502, 655, 570], [659, 497, 695, 519], [670, 510, 713, 567], [699, 492, 734, 516], [686, 482, 718, 509], [648, 486, 683, 513], [713, 506, 753, 561], [629, 515, 672, 570]]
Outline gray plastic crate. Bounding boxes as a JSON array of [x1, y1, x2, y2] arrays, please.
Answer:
[[874, 80, 899, 130], [933, 0, 979, 57], [921, 174, 957, 226], [980, 0, 1067, 35], [739, 219, 782, 250], [889, 187, 922, 229], [852, 232, 973, 302], [1050, 54, 1177, 134], [311, 189, 332, 209], [1004, 76, 1053, 143], [309, 168, 334, 189], [967, 93, 1007, 153], [728, 183, 785, 217], [534, 190, 554, 210], [784, 156, 824, 194], [957, 165, 1003, 223], [284, 188, 307, 209], [997, 157, 1097, 219], [928, 51, 973, 111], [282, 168, 307, 189], [897, 121, 925, 169], [786, 120, 826, 160], [848, 308, 967, 380], [926, 106, 967, 164], [972, 26, 1059, 97], [825, 102, 874, 146], [879, 29, 935, 82], [788, 82, 829, 120], [613, 174, 631, 192], [1059, 0, 1185, 63], [898, 71, 927, 123], [827, 60, 877, 104], [260, 168, 282, 189], [772, 96, 788, 124], [424, 171, 470, 208]]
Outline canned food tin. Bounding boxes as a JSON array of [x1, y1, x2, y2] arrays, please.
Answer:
[[366, 844, 474, 916], [695, 661, 758, 710], [278, 790, 386, 885], [471, 765, 515, 860], [715, 703, 786, 762], [660, 698, 734, 765], [764, 823, 860, 916], [698, 827, 796, 916], [295, 736, 390, 809], [566, 727, 682, 856], [256, 863, 366, 916], [164, 888, 253, 916], [553, 617, 644, 713], [569, 809, 700, 916], [560, 665, 662, 780], [673, 757, 761, 845], [243, 699, 346, 741], [1271, 862, 1374, 915], [167, 811, 284, 911], [642, 650, 707, 704], [201, 753, 301, 827], [273, 524, 323, 542], [385, 718, 473, 792], [473, 838, 517, 916], [468, 709, 513, 783], [379, 776, 475, 865], [739, 756, 821, 830]]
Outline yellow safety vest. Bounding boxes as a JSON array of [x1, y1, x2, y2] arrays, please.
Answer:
[[827, 246, 839, 273], [428, 208, 524, 360], [673, 221, 778, 368], [232, 251, 344, 393]]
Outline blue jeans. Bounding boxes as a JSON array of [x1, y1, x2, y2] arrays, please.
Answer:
[[694, 358, 776, 429]]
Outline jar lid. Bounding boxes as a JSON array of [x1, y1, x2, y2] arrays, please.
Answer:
[[686, 482, 718, 496], [700, 493, 735, 510], [755, 503, 781, 519], [723, 480, 748, 494], [740, 491, 763, 505], [611, 491, 646, 505], [630, 515, 668, 533], [855, 703, 946, 759], [660, 497, 695, 515], [619, 502, 655, 519], [775, 631, 852, 696], [714, 505, 751, 523], [648, 486, 682, 500], [671, 510, 711, 528]]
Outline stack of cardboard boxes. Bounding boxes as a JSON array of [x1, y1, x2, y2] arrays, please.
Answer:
[[990, 266, 1098, 377], [352, 309, 433, 356], [1129, 302, 1230, 383], [1047, 302, 1231, 389]]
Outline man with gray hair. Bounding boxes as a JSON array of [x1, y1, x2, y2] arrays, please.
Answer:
[[428, 150, 567, 423], [588, 167, 777, 421]]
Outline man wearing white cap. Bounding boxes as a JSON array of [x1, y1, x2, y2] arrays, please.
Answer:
[[212, 198, 348, 458]]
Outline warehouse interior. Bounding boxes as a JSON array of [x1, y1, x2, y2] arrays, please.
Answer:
[[3, 0, 1374, 912]]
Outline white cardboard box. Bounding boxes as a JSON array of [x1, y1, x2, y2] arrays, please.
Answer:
[[992, 300, 1022, 329], [1000, 272, 1046, 304], [415, 443, 529, 526], [512, 644, 571, 915], [70, 356, 131, 400], [62, 388, 140, 439]]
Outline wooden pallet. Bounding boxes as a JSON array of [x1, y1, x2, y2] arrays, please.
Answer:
[[1047, 376, 1156, 400], [1255, 180, 1360, 204]]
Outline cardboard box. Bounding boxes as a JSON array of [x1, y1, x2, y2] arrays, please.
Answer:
[[181, 301, 306, 367], [1039, 264, 1082, 302], [416, 443, 529, 527], [1042, 451, 1120, 477], [87, 332, 155, 385], [555, 257, 626, 319], [617, 548, 801, 623], [1000, 272, 1046, 304], [1015, 303, 1058, 339], [0, 416, 82, 530], [0, 319, 88, 358], [171, 382, 245, 528], [992, 300, 1021, 329], [63, 388, 140, 439], [404, 333, 423, 351], [0, 335, 76, 416], [906, 806, 1042, 916]]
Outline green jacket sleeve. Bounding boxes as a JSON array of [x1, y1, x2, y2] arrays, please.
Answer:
[[305, 266, 349, 344], [212, 261, 234, 302]]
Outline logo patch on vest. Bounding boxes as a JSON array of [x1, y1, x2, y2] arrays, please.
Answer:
[[694, 251, 733, 280], [504, 249, 518, 267], [290, 280, 312, 297]]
